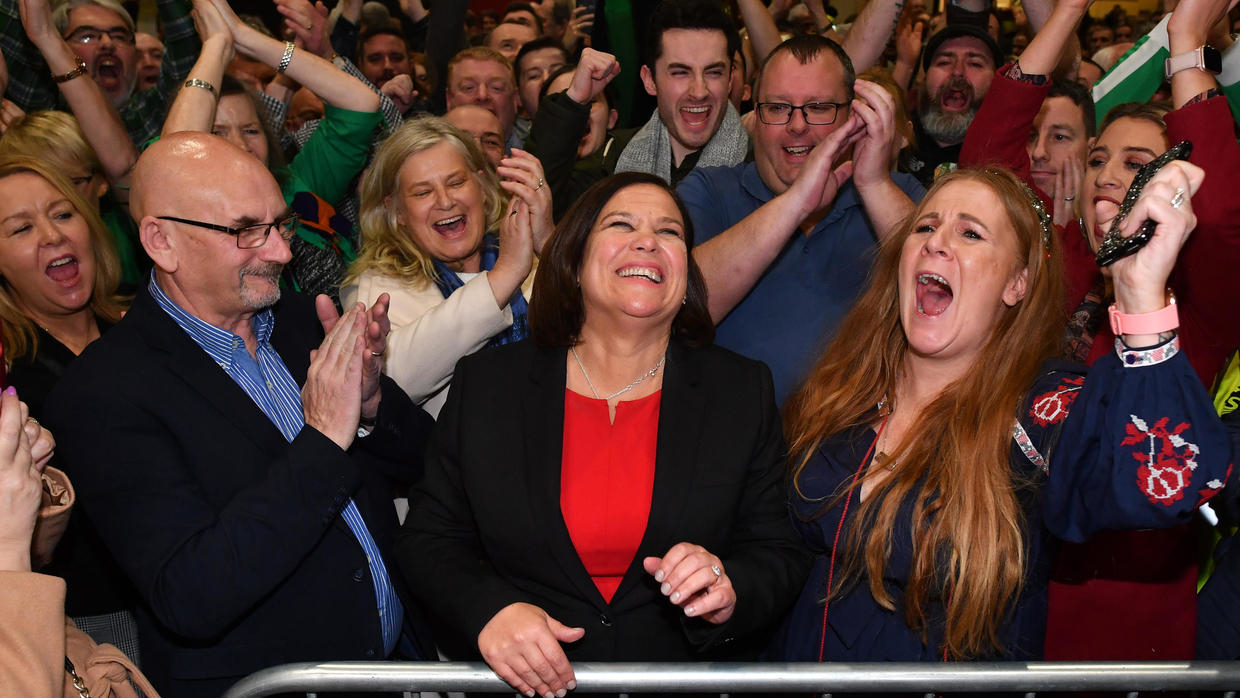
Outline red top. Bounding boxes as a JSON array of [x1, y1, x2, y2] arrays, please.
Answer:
[[560, 389, 660, 602]]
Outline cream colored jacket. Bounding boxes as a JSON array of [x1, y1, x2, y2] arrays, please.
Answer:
[[342, 268, 535, 418]]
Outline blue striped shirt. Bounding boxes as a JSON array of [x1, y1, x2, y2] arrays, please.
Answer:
[[149, 276, 403, 655]]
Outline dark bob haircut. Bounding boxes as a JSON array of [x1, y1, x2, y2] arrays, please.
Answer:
[[530, 172, 715, 348]]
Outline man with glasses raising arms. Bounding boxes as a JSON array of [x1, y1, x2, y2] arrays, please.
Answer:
[[2, 0, 199, 147], [679, 35, 925, 404], [44, 132, 436, 698]]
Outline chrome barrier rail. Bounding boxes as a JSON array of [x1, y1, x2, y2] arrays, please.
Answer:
[[221, 660, 1240, 697]]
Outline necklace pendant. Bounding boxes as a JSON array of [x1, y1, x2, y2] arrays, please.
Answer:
[[875, 451, 896, 471]]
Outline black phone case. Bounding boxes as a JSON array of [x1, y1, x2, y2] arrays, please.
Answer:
[[1095, 140, 1193, 267]]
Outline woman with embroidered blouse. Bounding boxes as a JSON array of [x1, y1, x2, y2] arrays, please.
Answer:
[[398, 172, 809, 698], [956, 0, 1240, 662], [769, 165, 1230, 662]]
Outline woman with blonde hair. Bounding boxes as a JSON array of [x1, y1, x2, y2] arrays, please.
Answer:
[[0, 155, 137, 662], [0, 110, 146, 292], [772, 165, 1231, 661], [342, 116, 551, 416]]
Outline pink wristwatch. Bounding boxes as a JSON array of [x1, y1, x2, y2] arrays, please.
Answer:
[[1108, 291, 1179, 336]]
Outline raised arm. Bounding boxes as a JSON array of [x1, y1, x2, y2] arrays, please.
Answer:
[[840, 0, 905, 73], [18, 0, 138, 189], [1045, 162, 1232, 541], [161, 0, 232, 136], [1017, 0, 1089, 75], [211, 0, 378, 114], [737, 0, 783, 66]]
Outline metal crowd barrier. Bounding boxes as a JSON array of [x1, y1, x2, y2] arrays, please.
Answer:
[[221, 661, 1240, 697]]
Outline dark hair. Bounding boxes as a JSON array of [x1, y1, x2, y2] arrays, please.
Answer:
[[1099, 100, 1170, 136], [530, 172, 714, 347], [218, 74, 287, 176], [643, 0, 741, 72], [357, 23, 408, 59], [514, 36, 569, 78], [1046, 79, 1097, 138], [755, 34, 855, 102], [539, 62, 618, 111], [503, 1, 544, 35]]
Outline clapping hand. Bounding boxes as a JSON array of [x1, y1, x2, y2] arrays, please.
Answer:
[[850, 79, 899, 189], [498, 148, 554, 255]]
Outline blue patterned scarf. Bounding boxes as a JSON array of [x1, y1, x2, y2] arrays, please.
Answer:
[[431, 233, 529, 347]]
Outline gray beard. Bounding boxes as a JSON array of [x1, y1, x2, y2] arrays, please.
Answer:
[[919, 104, 976, 147]]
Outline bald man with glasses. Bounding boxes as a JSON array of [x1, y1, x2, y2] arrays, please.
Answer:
[[44, 132, 435, 698]]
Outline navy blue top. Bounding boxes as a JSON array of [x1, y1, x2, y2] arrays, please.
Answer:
[[677, 163, 925, 404], [770, 339, 1232, 661]]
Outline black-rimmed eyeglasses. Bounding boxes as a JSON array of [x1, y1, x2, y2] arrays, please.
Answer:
[[65, 27, 136, 45], [755, 101, 847, 126], [156, 213, 300, 249]]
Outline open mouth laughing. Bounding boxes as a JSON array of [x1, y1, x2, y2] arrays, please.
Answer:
[[915, 272, 953, 316]]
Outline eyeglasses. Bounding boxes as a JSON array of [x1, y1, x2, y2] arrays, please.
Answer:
[[66, 27, 136, 45], [156, 213, 300, 249], [755, 101, 847, 126]]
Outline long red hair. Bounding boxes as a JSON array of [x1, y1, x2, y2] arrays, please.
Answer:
[[783, 168, 1065, 658]]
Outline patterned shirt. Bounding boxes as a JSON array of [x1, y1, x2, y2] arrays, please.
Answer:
[[148, 275, 403, 655]]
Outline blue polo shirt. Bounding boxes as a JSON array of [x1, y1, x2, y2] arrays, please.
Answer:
[[679, 163, 925, 403]]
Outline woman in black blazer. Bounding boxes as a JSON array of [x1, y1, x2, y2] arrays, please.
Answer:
[[397, 172, 810, 697]]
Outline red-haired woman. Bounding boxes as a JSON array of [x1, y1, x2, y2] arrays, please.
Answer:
[[771, 166, 1230, 661]]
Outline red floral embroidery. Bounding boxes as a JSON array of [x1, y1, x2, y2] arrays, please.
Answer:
[[1029, 376, 1085, 426], [1122, 415, 1199, 506], [1199, 463, 1232, 504]]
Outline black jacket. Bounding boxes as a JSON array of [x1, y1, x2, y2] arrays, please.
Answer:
[[45, 285, 435, 697], [398, 338, 810, 661]]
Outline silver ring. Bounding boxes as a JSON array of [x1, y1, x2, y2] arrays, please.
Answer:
[[370, 350, 383, 357], [710, 564, 722, 580], [304, 22, 313, 30], [534, 178, 544, 191], [1064, 195, 1075, 202], [1170, 187, 1186, 209]]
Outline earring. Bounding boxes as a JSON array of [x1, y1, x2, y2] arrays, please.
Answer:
[[682, 296, 687, 306]]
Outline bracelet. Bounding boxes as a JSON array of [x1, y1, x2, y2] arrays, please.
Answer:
[[277, 40, 295, 74], [183, 78, 216, 96], [1108, 289, 1179, 336], [52, 57, 88, 84]]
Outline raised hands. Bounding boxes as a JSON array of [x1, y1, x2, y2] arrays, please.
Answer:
[[191, 0, 235, 62], [563, 5, 595, 48], [566, 48, 620, 106], [1108, 160, 1205, 344], [850, 79, 900, 189], [498, 148, 554, 254], [643, 542, 737, 624], [17, 0, 57, 47], [784, 110, 864, 218], [478, 602, 584, 698], [276, 0, 333, 59], [304, 294, 393, 450]]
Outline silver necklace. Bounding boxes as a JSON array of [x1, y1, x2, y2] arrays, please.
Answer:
[[571, 346, 666, 401]]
